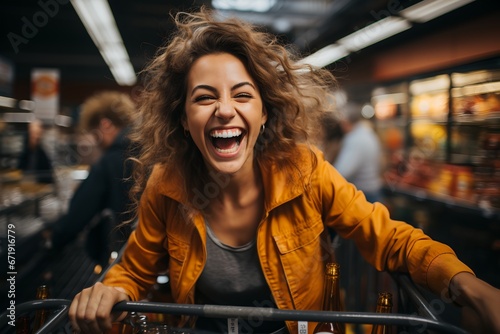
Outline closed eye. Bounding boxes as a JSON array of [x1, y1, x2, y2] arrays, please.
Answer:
[[234, 93, 253, 101], [193, 95, 216, 103]]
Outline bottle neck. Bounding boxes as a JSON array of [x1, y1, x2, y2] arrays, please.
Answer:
[[371, 293, 394, 334], [36, 285, 50, 299], [321, 274, 341, 312], [375, 292, 392, 313], [375, 305, 392, 313]]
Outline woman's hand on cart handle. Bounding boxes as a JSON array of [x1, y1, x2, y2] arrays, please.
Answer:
[[69, 282, 130, 333], [450, 272, 500, 333]]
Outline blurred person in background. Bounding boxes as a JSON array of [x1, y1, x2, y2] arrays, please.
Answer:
[[44, 91, 136, 265], [334, 102, 384, 203], [317, 111, 344, 164], [17, 119, 54, 184], [333, 101, 386, 325]]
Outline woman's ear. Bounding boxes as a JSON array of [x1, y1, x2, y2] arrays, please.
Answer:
[[181, 116, 188, 132], [181, 118, 189, 132], [262, 106, 268, 125]]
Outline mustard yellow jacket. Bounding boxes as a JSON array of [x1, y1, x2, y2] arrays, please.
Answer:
[[103, 145, 473, 333]]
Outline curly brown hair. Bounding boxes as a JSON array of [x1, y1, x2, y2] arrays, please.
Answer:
[[79, 91, 134, 132], [129, 7, 336, 215]]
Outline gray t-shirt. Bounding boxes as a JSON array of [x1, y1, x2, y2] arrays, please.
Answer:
[[195, 223, 286, 333]]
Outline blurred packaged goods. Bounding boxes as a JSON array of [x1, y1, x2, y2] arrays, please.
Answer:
[[374, 100, 398, 120], [428, 164, 456, 197], [380, 127, 404, 152], [454, 166, 475, 200], [409, 74, 450, 121], [410, 122, 447, 161], [426, 164, 474, 201], [452, 69, 500, 120], [373, 65, 500, 214], [385, 156, 500, 210], [410, 92, 449, 120], [453, 93, 500, 118]]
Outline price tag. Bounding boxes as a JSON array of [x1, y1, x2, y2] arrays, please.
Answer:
[[228, 318, 238, 334], [298, 321, 308, 334]]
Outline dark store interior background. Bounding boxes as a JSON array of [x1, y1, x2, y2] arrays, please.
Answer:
[[1, 0, 500, 333]]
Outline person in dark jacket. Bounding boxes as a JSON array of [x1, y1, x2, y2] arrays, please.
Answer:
[[46, 91, 136, 265], [17, 119, 54, 184]]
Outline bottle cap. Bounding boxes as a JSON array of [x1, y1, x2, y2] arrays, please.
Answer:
[[36, 285, 50, 299], [377, 292, 393, 307], [325, 262, 340, 276]]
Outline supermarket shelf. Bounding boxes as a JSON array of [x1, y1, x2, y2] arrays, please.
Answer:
[[384, 184, 500, 220], [452, 113, 500, 127], [0, 182, 55, 215]]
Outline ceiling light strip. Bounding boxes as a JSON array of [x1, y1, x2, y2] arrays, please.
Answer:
[[298, 44, 349, 68], [337, 17, 412, 52], [302, 0, 476, 68], [400, 0, 476, 23], [70, 0, 136, 86]]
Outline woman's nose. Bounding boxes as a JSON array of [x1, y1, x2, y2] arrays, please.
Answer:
[[215, 100, 236, 120]]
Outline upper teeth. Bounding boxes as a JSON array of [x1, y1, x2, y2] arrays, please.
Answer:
[[210, 129, 242, 138]]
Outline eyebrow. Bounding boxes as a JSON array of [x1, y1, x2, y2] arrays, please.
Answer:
[[191, 81, 256, 95]]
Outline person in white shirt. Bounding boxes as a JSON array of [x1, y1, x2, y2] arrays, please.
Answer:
[[334, 102, 383, 203]]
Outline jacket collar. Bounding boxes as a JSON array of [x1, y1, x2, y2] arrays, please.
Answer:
[[153, 144, 315, 212], [259, 149, 313, 212]]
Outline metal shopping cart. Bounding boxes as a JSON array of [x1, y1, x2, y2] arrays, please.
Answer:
[[0, 239, 472, 334], [0, 280, 469, 334], [0, 270, 471, 334]]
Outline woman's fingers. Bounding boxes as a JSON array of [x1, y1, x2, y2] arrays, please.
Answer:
[[70, 284, 102, 333], [69, 282, 129, 333], [68, 292, 82, 332], [95, 289, 119, 331]]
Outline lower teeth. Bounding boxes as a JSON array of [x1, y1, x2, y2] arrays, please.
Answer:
[[215, 144, 239, 154]]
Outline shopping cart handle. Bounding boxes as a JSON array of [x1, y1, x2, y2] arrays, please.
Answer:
[[0, 299, 469, 334], [112, 301, 468, 334]]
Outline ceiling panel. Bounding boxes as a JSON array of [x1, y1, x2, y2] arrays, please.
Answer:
[[0, 0, 497, 89]]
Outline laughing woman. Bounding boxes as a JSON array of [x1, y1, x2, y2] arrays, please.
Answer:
[[69, 7, 500, 334]]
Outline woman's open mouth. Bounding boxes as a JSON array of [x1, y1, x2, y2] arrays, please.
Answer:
[[209, 128, 244, 154]]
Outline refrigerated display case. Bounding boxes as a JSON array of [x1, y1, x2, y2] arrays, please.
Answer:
[[371, 63, 500, 299], [373, 65, 500, 220]]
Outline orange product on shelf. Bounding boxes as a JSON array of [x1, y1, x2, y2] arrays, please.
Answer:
[[486, 93, 500, 113], [383, 127, 404, 151], [410, 123, 447, 160], [428, 164, 455, 196], [411, 93, 449, 120], [374, 100, 397, 120], [454, 166, 474, 200]]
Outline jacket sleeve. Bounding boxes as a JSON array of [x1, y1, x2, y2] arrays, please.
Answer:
[[317, 154, 474, 297], [102, 172, 170, 301]]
